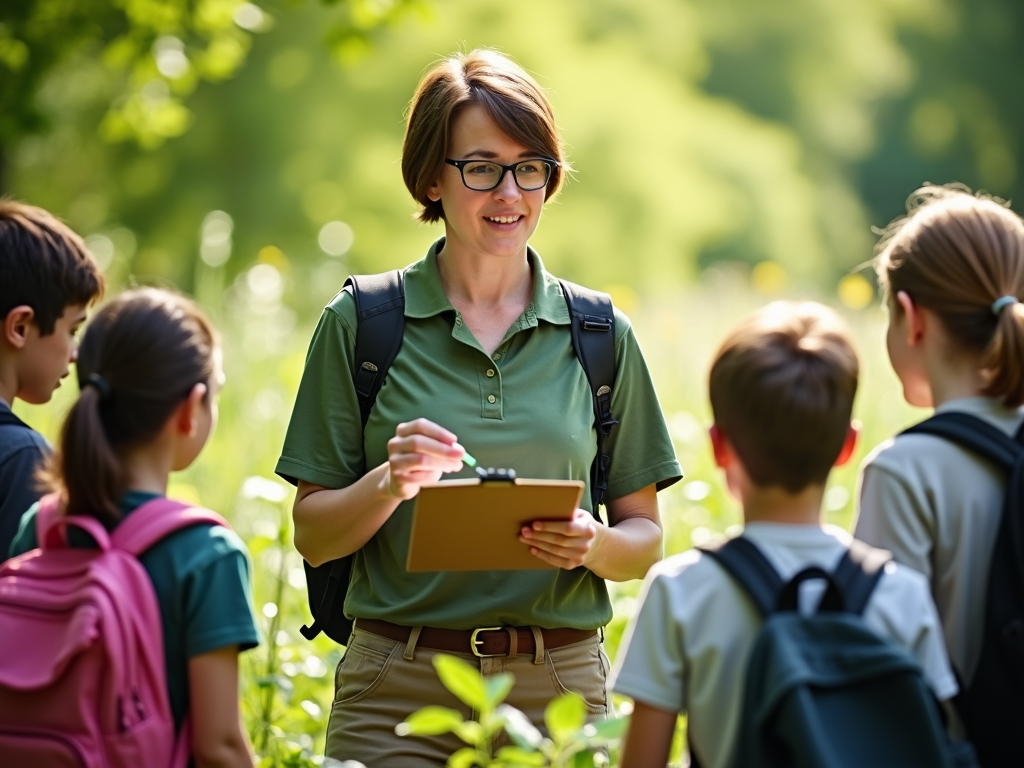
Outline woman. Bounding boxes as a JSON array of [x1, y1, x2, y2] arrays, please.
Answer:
[[276, 49, 682, 766]]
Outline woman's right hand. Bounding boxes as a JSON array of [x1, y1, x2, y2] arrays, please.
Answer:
[[384, 418, 466, 500]]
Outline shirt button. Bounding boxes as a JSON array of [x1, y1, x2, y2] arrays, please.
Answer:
[[486, 369, 495, 378], [455, 316, 463, 327], [493, 352, 502, 360], [487, 395, 496, 404]]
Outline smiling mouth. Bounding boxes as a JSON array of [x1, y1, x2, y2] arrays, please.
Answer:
[[485, 215, 522, 224]]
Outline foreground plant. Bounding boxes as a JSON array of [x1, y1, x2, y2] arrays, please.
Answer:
[[396, 654, 629, 768]]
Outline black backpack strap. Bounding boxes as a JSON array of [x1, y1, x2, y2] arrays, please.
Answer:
[[346, 270, 406, 427], [901, 411, 1023, 471], [830, 540, 891, 616], [698, 537, 784, 617], [299, 270, 406, 645], [559, 279, 618, 513]]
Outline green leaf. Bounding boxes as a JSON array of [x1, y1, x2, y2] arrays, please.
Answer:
[[433, 655, 486, 710], [494, 745, 546, 766], [453, 719, 485, 746], [447, 746, 488, 768], [496, 704, 543, 750], [484, 672, 515, 708], [581, 714, 630, 742], [544, 693, 587, 743], [571, 751, 596, 768], [395, 706, 464, 737]]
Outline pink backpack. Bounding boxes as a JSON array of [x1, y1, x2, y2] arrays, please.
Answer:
[[0, 494, 229, 768]]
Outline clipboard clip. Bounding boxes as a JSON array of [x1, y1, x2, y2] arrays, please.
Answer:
[[476, 467, 517, 482]]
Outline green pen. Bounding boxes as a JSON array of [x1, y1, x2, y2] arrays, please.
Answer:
[[455, 443, 477, 467]]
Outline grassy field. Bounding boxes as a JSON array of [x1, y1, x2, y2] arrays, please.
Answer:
[[14, 267, 926, 766]]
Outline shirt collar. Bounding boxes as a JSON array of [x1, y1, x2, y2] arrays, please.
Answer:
[[403, 237, 570, 326]]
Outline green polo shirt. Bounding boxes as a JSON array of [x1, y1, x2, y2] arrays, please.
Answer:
[[277, 239, 681, 630]]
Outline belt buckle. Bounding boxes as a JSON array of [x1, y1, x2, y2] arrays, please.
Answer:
[[470, 626, 504, 658]]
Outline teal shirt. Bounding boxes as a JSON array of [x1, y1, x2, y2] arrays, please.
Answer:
[[277, 239, 682, 629], [9, 491, 261, 731]]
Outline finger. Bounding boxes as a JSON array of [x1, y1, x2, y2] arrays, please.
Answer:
[[526, 545, 583, 570], [520, 528, 586, 549], [389, 433, 464, 462], [520, 533, 589, 558], [390, 452, 463, 475], [395, 418, 458, 445]]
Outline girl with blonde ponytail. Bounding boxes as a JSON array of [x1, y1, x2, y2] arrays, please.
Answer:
[[7, 288, 260, 768], [853, 183, 1024, 764]]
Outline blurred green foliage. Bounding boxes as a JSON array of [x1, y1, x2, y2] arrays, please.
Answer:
[[4, 0, 1023, 302]]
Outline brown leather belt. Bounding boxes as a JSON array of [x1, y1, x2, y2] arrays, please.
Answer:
[[354, 618, 597, 658]]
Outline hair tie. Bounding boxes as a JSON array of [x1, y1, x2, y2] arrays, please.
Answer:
[[991, 296, 1020, 316], [84, 373, 111, 401]]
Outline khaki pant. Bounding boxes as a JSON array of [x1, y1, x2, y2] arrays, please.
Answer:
[[324, 627, 612, 767]]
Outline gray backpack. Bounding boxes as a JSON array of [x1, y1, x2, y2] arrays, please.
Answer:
[[697, 537, 975, 768]]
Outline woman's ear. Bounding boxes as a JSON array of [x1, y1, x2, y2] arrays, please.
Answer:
[[174, 383, 209, 437], [427, 178, 442, 202], [834, 422, 860, 467]]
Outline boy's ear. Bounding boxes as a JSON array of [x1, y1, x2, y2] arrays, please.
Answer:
[[709, 424, 732, 469], [834, 422, 860, 467], [895, 291, 925, 346], [173, 383, 209, 437], [3, 306, 35, 349]]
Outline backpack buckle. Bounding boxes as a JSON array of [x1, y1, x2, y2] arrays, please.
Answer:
[[582, 316, 612, 332]]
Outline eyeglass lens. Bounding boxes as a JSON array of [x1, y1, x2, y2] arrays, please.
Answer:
[[461, 160, 552, 191]]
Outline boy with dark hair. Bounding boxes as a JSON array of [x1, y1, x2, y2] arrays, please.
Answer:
[[0, 199, 103, 558], [610, 302, 958, 768]]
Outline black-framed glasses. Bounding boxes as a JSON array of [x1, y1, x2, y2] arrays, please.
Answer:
[[445, 157, 558, 192]]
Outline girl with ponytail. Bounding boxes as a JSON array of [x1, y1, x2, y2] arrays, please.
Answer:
[[8, 288, 260, 768], [853, 183, 1024, 758]]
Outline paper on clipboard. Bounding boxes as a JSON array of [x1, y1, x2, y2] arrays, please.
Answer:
[[406, 476, 585, 572]]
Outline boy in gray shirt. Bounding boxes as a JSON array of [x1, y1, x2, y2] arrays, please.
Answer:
[[611, 302, 956, 768]]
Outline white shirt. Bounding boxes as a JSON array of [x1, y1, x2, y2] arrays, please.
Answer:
[[610, 523, 957, 768]]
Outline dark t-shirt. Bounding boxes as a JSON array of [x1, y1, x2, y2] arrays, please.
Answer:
[[9, 490, 261, 732], [0, 401, 49, 562]]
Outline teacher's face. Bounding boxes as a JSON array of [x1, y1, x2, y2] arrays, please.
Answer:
[[428, 103, 547, 260]]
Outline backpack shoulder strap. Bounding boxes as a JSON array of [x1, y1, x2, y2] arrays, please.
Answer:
[[111, 498, 229, 557], [698, 537, 784, 617], [830, 539, 891, 616], [346, 270, 406, 428], [558, 279, 618, 512], [901, 411, 1023, 471]]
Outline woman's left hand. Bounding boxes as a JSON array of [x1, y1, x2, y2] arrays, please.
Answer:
[[519, 510, 600, 570]]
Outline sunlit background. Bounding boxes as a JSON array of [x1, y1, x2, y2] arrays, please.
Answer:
[[5, 0, 1021, 764]]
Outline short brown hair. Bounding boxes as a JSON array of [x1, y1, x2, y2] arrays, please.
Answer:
[[0, 199, 104, 334], [401, 49, 569, 223], [709, 302, 859, 492], [875, 183, 1024, 407]]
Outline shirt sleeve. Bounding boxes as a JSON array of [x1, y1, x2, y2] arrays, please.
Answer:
[[0, 446, 47, 561], [610, 569, 687, 713], [275, 294, 365, 489], [855, 461, 935, 580], [7, 503, 41, 559], [603, 312, 683, 500], [182, 528, 261, 658]]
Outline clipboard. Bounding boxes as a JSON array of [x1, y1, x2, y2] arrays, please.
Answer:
[[406, 469, 585, 572]]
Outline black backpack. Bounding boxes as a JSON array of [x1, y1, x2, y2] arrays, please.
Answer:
[[299, 269, 619, 645], [900, 411, 1024, 767], [696, 536, 971, 768]]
